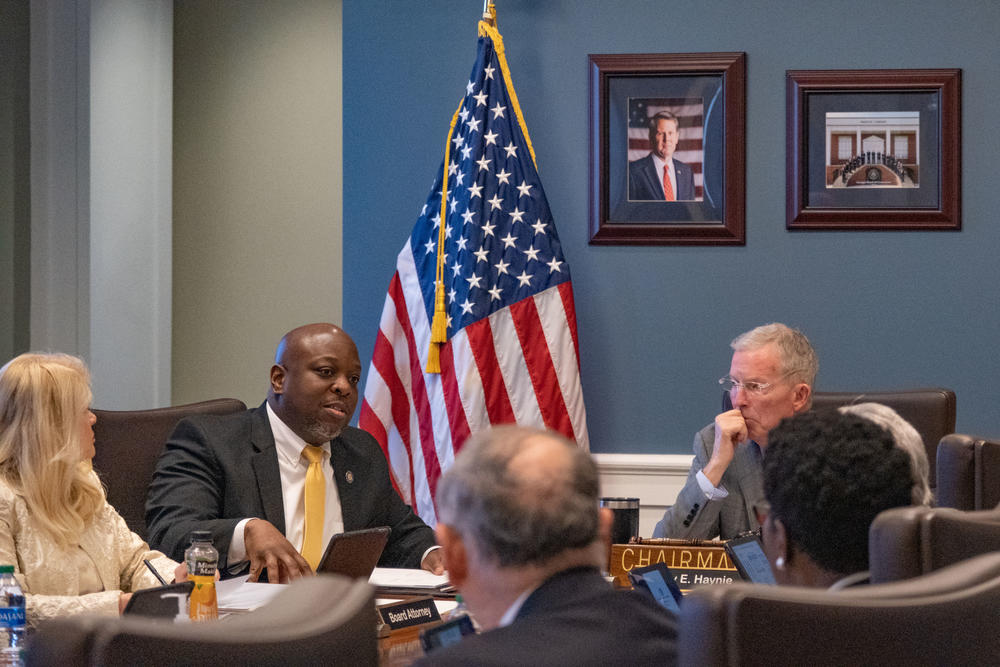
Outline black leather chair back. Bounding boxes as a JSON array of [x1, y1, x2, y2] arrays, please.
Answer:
[[935, 433, 1000, 510], [92, 398, 246, 540], [27, 574, 377, 667], [679, 552, 1000, 667], [869, 504, 1000, 582]]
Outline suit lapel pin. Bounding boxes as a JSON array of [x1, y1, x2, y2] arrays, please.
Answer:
[[345, 470, 354, 484]]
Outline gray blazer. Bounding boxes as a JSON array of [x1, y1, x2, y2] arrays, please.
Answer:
[[653, 423, 764, 540]]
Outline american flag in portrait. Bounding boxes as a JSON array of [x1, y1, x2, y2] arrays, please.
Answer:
[[359, 18, 589, 525], [628, 97, 705, 200]]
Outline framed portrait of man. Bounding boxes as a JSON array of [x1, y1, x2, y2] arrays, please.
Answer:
[[627, 98, 704, 203], [589, 52, 745, 246]]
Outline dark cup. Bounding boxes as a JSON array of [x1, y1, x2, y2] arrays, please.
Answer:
[[600, 497, 640, 544]]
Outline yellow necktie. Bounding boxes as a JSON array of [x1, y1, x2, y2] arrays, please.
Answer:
[[300, 445, 326, 571]]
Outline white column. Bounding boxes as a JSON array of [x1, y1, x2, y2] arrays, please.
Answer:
[[89, 0, 173, 408], [30, 0, 173, 408], [30, 0, 91, 357]]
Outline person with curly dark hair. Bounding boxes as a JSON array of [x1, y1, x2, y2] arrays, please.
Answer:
[[760, 410, 913, 590]]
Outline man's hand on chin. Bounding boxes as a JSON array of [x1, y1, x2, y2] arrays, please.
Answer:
[[703, 409, 749, 487]]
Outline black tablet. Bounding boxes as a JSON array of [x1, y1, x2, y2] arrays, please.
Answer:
[[627, 562, 684, 613], [724, 532, 777, 584], [123, 581, 194, 618], [420, 614, 476, 653], [317, 526, 391, 579]]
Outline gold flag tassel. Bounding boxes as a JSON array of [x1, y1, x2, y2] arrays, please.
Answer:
[[428, 1, 530, 373], [426, 104, 461, 374]]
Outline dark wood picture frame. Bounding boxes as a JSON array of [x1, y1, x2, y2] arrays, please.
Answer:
[[588, 52, 746, 246], [786, 69, 961, 231]]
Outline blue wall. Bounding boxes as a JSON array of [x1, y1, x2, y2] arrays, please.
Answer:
[[344, 1, 1000, 455]]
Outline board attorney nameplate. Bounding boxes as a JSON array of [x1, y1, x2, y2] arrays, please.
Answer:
[[377, 596, 442, 631]]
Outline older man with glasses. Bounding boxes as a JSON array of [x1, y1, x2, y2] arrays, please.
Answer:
[[653, 323, 817, 540]]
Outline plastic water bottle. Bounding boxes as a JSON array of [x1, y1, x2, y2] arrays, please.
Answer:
[[184, 531, 218, 621], [450, 594, 478, 631], [0, 565, 25, 666]]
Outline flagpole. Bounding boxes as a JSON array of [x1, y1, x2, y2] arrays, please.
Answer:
[[427, 1, 498, 373], [361, 0, 591, 520], [428, 1, 539, 371]]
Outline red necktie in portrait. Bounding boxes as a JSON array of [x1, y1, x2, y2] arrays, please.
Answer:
[[662, 164, 675, 201]]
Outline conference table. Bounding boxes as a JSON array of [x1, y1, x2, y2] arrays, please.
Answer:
[[379, 624, 430, 666], [376, 595, 458, 666], [375, 538, 735, 664]]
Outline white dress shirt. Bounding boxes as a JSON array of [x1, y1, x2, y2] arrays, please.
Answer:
[[696, 469, 730, 500], [227, 404, 345, 566], [498, 586, 535, 627]]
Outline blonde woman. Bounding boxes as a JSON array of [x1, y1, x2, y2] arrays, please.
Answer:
[[0, 353, 184, 628]]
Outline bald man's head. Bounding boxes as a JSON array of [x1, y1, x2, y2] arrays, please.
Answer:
[[436, 425, 599, 567], [267, 324, 362, 444]]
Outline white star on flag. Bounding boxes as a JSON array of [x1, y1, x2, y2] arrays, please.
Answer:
[[360, 13, 589, 526]]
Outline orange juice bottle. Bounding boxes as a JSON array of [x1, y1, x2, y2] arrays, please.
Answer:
[[184, 531, 218, 621]]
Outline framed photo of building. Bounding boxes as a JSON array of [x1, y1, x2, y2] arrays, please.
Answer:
[[786, 69, 961, 231], [588, 52, 746, 245]]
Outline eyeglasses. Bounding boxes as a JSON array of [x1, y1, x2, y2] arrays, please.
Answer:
[[718, 376, 776, 396]]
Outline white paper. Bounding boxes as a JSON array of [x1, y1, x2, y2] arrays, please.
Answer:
[[216, 575, 288, 612], [368, 567, 450, 589]]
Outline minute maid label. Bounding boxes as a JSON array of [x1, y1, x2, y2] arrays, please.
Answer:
[[191, 561, 215, 577]]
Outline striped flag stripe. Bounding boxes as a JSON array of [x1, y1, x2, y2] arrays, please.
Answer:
[[369, 312, 417, 502], [361, 24, 589, 526], [510, 295, 575, 440], [537, 286, 587, 443], [436, 340, 472, 454], [465, 317, 518, 424], [486, 306, 545, 426], [386, 271, 444, 500], [447, 329, 491, 434], [557, 282, 581, 362], [629, 128, 704, 140], [629, 139, 705, 155], [357, 399, 395, 491]]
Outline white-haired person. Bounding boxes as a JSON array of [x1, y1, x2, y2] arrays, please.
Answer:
[[839, 402, 933, 506], [0, 353, 184, 628]]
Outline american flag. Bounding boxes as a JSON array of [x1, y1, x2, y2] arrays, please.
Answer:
[[628, 97, 705, 200], [358, 20, 589, 525]]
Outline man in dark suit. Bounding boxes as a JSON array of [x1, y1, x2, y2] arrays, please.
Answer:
[[628, 110, 696, 201], [414, 425, 677, 666], [653, 323, 816, 540], [146, 323, 440, 582]]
